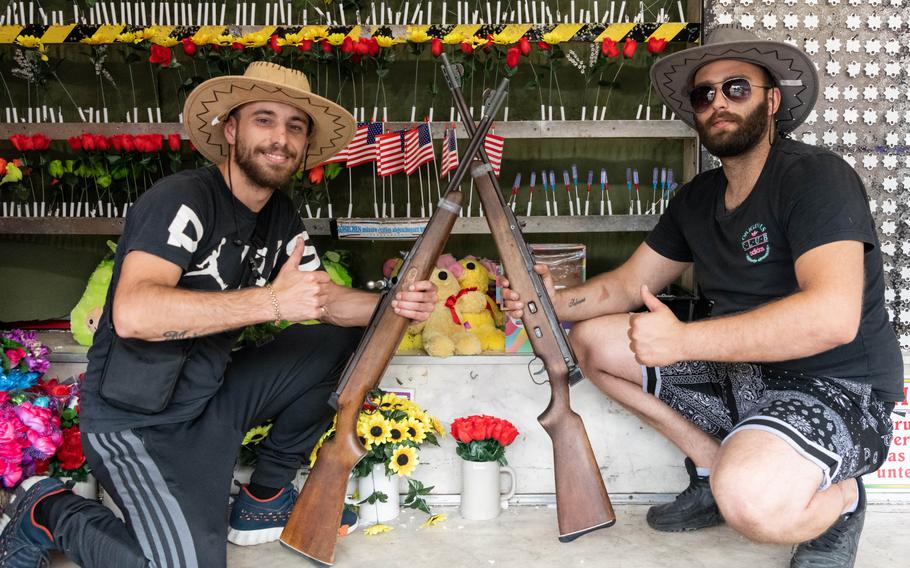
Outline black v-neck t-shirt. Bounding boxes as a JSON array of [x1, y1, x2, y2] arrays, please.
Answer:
[[646, 139, 903, 401]]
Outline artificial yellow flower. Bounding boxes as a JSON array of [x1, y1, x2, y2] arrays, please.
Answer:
[[430, 415, 446, 437], [326, 32, 346, 46], [301, 26, 329, 42], [465, 36, 490, 50], [420, 514, 447, 528], [364, 524, 393, 535], [406, 26, 430, 43], [542, 28, 575, 46], [491, 28, 525, 45], [237, 30, 270, 48], [363, 414, 390, 446], [442, 30, 467, 45], [389, 445, 418, 476], [374, 35, 403, 49], [127, 28, 158, 44], [387, 421, 406, 443], [115, 32, 137, 43], [282, 32, 304, 46], [15, 36, 49, 61], [152, 33, 179, 47], [404, 418, 427, 444]]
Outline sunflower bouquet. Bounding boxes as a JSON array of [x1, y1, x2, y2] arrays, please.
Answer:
[[310, 389, 445, 514]]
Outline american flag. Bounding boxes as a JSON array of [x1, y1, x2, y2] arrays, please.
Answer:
[[346, 122, 384, 167], [377, 130, 406, 177], [483, 132, 505, 177], [440, 124, 459, 177], [404, 123, 435, 175]]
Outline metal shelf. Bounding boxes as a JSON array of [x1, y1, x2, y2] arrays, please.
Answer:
[[0, 120, 696, 140], [0, 214, 658, 236]]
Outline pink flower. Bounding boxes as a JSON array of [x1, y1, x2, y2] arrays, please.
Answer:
[[1, 462, 23, 488], [0, 420, 17, 444], [28, 430, 61, 456], [5, 348, 26, 366], [14, 403, 51, 433]]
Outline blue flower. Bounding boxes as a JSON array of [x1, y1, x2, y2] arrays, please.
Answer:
[[0, 369, 40, 392]]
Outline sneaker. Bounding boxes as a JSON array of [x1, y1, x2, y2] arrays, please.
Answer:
[[646, 457, 724, 532], [790, 480, 866, 568], [0, 477, 68, 568], [228, 484, 359, 546]]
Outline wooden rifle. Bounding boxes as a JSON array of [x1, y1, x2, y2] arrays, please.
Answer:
[[279, 80, 510, 566], [440, 53, 616, 542]]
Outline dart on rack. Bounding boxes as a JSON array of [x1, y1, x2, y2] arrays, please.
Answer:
[[585, 170, 593, 216], [527, 170, 536, 218], [509, 172, 521, 212], [562, 170, 575, 217]]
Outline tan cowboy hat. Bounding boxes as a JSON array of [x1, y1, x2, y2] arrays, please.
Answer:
[[650, 25, 818, 135], [183, 61, 355, 170]]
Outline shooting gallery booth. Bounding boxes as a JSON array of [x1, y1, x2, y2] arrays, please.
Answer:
[[2, 1, 910, 567]]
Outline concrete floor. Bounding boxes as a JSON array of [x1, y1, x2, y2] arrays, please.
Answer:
[[50, 503, 910, 567]]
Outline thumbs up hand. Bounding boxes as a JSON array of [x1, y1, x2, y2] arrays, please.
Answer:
[[628, 285, 684, 367]]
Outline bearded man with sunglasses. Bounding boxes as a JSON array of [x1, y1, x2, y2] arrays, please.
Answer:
[[504, 26, 901, 567]]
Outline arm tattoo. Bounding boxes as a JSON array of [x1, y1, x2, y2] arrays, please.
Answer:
[[163, 330, 196, 340], [568, 297, 586, 308]]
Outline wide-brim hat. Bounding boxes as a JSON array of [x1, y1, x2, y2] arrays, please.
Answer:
[[183, 61, 355, 170], [650, 25, 818, 135]]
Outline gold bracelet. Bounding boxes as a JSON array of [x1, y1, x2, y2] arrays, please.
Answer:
[[264, 283, 282, 325]]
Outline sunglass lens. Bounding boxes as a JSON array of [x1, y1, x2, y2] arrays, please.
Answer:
[[722, 78, 752, 102], [689, 86, 714, 113]]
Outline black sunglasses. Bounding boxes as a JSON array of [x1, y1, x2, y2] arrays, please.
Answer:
[[689, 78, 773, 114]]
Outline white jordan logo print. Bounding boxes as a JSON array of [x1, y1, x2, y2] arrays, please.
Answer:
[[185, 238, 229, 290], [166, 204, 203, 253]]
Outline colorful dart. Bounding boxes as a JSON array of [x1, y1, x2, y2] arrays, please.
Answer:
[[633, 168, 641, 214], [571, 164, 581, 214], [541, 170, 551, 216], [509, 172, 521, 212], [549, 170, 559, 216], [527, 171, 536, 217], [625, 167, 633, 215], [601, 168, 611, 215], [562, 170, 575, 216], [584, 169, 593, 216]]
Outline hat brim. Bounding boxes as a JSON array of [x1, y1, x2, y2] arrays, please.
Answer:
[[650, 40, 818, 134], [183, 75, 355, 170]]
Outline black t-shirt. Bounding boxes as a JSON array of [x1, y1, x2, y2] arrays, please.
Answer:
[[81, 166, 320, 433], [646, 139, 903, 401]]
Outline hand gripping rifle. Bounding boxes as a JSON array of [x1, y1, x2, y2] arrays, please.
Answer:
[[279, 81, 510, 566], [441, 53, 616, 542]]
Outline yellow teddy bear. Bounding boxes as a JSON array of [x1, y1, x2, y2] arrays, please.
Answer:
[[420, 263, 483, 357], [449, 256, 506, 353]]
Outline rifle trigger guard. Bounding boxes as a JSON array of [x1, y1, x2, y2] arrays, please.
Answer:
[[528, 356, 549, 385]]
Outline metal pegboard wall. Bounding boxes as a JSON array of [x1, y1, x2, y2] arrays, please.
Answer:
[[703, 0, 910, 348]]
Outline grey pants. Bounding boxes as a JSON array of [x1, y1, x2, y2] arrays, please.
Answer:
[[52, 324, 361, 568]]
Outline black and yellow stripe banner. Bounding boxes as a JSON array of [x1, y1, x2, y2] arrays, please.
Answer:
[[0, 22, 700, 46]]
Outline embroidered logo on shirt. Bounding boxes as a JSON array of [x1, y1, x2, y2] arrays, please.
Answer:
[[741, 223, 770, 263]]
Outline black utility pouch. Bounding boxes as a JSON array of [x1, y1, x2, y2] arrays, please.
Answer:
[[98, 332, 192, 414]]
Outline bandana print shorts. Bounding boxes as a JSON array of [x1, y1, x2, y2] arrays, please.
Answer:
[[642, 362, 895, 489]]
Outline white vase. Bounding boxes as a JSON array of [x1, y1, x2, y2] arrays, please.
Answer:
[[459, 460, 516, 520], [356, 463, 400, 526]]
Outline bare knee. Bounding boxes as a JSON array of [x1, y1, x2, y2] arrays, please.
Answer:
[[569, 315, 638, 379], [712, 465, 808, 543]]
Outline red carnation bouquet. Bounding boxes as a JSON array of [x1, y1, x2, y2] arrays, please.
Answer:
[[450, 415, 519, 465]]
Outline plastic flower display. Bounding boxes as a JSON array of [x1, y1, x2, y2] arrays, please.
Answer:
[[1, 330, 49, 391], [0, 390, 63, 488], [450, 415, 520, 465]]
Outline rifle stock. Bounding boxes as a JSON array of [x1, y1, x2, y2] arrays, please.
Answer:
[[280, 86, 508, 565]]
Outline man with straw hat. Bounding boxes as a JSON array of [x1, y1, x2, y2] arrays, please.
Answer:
[[503, 26, 901, 567], [0, 62, 437, 568]]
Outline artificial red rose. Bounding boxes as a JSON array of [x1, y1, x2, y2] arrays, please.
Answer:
[[188, 141, 197, 153], [9, 134, 32, 151], [231, 42, 244, 50], [483, 35, 493, 52], [34, 459, 49, 475], [268, 34, 283, 54], [491, 420, 505, 442], [431, 37, 443, 57], [121, 135, 135, 152], [537, 41, 551, 50], [181, 37, 197, 56], [299, 39, 313, 52], [367, 37, 379, 56], [149, 44, 172, 66], [460, 42, 473, 54], [67, 136, 82, 151], [354, 38, 370, 55], [93, 135, 110, 151], [505, 46, 520, 69], [622, 38, 637, 58], [31, 134, 51, 151], [0, 158, 6, 176], [80, 133, 95, 151], [601, 38, 619, 58], [646, 37, 667, 55], [308, 165, 324, 184], [40, 379, 72, 399], [340, 36, 354, 54], [109, 135, 123, 152], [5, 348, 26, 366], [321, 40, 332, 53], [518, 36, 531, 56], [56, 427, 86, 471], [168, 133, 181, 152]]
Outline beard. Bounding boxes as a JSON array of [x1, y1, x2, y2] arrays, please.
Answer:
[[233, 126, 304, 190], [695, 97, 770, 158]]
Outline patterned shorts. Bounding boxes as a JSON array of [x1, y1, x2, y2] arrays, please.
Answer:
[[642, 362, 895, 490]]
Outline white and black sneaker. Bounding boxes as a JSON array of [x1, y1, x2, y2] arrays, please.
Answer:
[[790, 480, 866, 568]]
